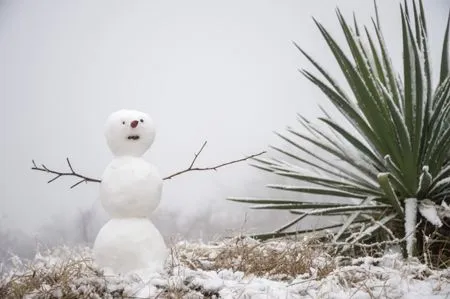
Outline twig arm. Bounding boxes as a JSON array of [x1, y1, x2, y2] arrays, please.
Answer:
[[163, 150, 266, 180], [31, 158, 101, 188], [188, 141, 207, 169]]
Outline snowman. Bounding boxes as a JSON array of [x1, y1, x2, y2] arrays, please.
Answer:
[[93, 109, 167, 277]]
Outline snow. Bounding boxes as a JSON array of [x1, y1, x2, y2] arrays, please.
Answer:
[[93, 218, 167, 275], [100, 156, 163, 218], [104, 109, 156, 157], [2, 239, 449, 299], [419, 199, 443, 227]]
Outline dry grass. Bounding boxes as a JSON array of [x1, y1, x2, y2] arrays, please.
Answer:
[[174, 235, 336, 281], [1, 258, 97, 298], [419, 222, 450, 269], [0, 247, 130, 299], [328, 254, 444, 299]]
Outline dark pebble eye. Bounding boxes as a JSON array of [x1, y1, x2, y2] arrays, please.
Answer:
[[122, 121, 125, 125], [140, 119, 144, 123]]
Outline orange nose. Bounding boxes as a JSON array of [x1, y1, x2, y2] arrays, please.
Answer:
[[130, 120, 139, 128]]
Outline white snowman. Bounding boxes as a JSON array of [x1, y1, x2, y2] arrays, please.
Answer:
[[93, 109, 167, 277]]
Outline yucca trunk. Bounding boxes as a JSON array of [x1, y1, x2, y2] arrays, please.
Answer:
[[404, 198, 418, 258]]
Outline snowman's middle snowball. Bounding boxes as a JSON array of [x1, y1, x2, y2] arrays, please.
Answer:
[[100, 156, 163, 218]]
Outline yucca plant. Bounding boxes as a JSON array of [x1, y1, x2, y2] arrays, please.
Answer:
[[230, 0, 450, 262]]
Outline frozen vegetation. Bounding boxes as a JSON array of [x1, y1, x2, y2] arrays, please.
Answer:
[[1, 236, 449, 298]]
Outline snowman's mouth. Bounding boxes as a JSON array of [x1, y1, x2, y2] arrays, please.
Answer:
[[127, 135, 140, 140]]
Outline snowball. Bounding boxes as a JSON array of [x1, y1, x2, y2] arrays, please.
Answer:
[[105, 109, 155, 157]]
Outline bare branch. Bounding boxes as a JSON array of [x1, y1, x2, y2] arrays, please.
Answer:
[[31, 142, 266, 188], [66, 157, 75, 173], [163, 143, 266, 180], [188, 141, 207, 169], [31, 157, 101, 188], [48, 175, 61, 184], [71, 179, 88, 189]]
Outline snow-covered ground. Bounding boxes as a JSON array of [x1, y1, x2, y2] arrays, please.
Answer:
[[1, 237, 449, 298]]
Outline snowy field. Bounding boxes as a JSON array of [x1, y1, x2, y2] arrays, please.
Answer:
[[1, 237, 449, 299]]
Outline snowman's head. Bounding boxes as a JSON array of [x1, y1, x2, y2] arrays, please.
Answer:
[[105, 109, 156, 157]]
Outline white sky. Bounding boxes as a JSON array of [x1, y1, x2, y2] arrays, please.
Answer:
[[0, 0, 448, 245]]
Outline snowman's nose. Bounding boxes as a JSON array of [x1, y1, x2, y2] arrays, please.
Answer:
[[130, 120, 139, 128]]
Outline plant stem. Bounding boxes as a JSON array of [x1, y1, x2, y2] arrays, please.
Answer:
[[405, 197, 418, 258]]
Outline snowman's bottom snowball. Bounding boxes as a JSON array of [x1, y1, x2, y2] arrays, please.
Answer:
[[93, 218, 167, 275]]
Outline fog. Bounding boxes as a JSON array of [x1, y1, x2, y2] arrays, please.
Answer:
[[0, 0, 449, 258]]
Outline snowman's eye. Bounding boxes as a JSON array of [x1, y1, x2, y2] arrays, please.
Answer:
[[140, 119, 144, 123], [122, 121, 125, 125]]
